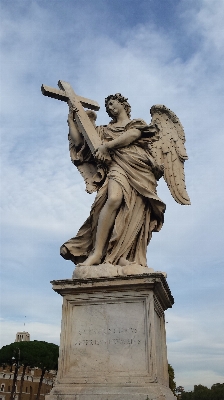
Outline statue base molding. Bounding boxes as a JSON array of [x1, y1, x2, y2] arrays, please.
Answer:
[[47, 273, 176, 400]]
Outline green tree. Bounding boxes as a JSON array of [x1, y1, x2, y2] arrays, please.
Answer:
[[0, 341, 59, 400], [181, 391, 194, 400], [194, 384, 211, 400], [168, 363, 176, 394], [210, 383, 224, 400], [175, 386, 185, 398], [181, 383, 224, 400]]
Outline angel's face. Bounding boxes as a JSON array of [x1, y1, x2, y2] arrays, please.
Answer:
[[107, 99, 124, 117]]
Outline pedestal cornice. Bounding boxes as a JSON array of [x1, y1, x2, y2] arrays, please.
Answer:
[[51, 272, 174, 312]]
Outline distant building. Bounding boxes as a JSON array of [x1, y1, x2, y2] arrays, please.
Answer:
[[0, 365, 55, 400], [15, 332, 30, 343]]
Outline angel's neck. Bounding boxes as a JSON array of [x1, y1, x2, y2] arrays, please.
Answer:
[[112, 118, 131, 127], [114, 111, 131, 126], [115, 109, 130, 123]]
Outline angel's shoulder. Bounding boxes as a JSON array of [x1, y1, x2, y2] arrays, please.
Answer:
[[126, 118, 147, 128]]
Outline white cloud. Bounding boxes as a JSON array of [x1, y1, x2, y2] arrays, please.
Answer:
[[181, 0, 224, 56], [166, 310, 224, 390], [0, 0, 224, 390]]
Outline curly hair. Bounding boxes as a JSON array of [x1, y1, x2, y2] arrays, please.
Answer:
[[105, 93, 131, 121]]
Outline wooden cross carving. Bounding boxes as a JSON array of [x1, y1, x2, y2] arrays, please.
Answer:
[[41, 80, 102, 154]]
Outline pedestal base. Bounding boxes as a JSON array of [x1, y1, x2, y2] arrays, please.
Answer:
[[47, 385, 176, 399], [47, 273, 175, 400]]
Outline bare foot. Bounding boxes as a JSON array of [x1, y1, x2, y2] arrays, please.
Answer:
[[80, 252, 102, 266], [118, 257, 137, 266], [60, 245, 69, 259]]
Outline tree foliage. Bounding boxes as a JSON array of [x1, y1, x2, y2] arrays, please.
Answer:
[[168, 363, 176, 393], [0, 340, 59, 370], [0, 341, 59, 400], [181, 383, 224, 400]]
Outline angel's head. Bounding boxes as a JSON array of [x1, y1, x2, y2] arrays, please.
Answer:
[[105, 93, 131, 122]]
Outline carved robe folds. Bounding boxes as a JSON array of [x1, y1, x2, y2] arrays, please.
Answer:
[[61, 119, 165, 267]]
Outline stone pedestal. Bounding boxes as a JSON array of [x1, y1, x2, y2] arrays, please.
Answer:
[[47, 273, 175, 400]]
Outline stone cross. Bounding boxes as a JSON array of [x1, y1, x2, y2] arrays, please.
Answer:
[[41, 80, 101, 154]]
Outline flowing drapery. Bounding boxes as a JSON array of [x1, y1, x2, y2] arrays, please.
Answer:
[[61, 119, 165, 267]]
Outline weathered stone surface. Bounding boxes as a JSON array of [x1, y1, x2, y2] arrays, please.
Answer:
[[46, 274, 176, 400], [42, 84, 190, 273], [73, 263, 156, 279], [41, 85, 189, 398]]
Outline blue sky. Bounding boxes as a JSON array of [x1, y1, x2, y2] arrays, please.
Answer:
[[0, 0, 224, 391]]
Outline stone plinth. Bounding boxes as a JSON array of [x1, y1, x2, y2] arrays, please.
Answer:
[[47, 273, 175, 400]]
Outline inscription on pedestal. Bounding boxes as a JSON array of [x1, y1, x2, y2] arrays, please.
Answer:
[[68, 299, 148, 375]]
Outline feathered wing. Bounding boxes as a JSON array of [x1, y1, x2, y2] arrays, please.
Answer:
[[150, 104, 191, 205]]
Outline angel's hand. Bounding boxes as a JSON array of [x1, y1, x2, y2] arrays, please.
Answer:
[[138, 123, 159, 138], [95, 144, 111, 162]]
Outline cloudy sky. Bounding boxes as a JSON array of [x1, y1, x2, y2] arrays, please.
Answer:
[[0, 0, 224, 391]]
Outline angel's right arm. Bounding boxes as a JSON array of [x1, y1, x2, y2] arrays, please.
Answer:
[[67, 112, 83, 148]]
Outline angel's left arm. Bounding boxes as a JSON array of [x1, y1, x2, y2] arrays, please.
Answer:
[[94, 128, 141, 162], [107, 128, 141, 149]]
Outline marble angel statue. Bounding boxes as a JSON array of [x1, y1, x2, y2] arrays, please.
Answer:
[[59, 93, 190, 268]]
